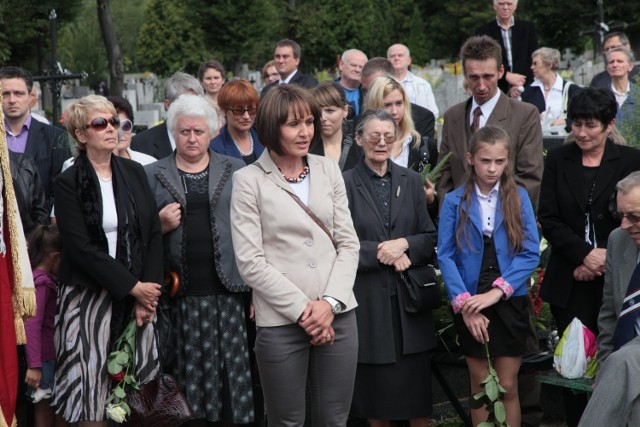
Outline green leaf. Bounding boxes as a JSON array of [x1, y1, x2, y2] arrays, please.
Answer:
[[498, 383, 507, 393], [122, 401, 131, 415], [486, 379, 499, 401], [108, 359, 123, 375], [114, 386, 126, 399], [481, 375, 491, 385], [494, 401, 506, 423], [115, 352, 129, 365], [478, 422, 494, 427], [489, 366, 498, 377]]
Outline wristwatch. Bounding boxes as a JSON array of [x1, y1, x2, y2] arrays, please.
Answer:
[[323, 296, 343, 314]]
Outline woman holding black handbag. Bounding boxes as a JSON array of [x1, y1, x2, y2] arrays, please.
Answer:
[[343, 109, 437, 427]]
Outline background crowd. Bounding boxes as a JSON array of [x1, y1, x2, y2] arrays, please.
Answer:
[[2, 1, 640, 427]]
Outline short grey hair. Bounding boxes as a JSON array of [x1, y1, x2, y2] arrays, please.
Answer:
[[617, 171, 640, 195], [493, 0, 518, 5], [386, 43, 410, 59], [606, 46, 635, 64], [167, 94, 218, 137], [341, 48, 367, 63], [532, 47, 561, 71], [355, 109, 396, 136], [164, 72, 204, 103]]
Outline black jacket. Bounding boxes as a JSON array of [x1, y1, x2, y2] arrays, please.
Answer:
[[9, 151, 48, 233], [343, 160, 437, 364], [131, 122, 171, 160], [260, 70, 319, 97], [476, 19, 539, 94]]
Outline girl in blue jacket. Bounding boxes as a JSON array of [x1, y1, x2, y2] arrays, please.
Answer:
[[438, 125, 539, 427]]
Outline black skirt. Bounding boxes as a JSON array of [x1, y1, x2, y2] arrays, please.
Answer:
[[454, 236, 530, 359], [351, 295, 433, 420]]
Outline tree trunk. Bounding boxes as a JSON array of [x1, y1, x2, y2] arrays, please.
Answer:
[[96, 0, 124, 97]]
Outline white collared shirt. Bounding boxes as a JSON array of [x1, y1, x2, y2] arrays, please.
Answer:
[[390, 135, 413, 168], [475, 182, 500, 237], [401, 71, 439, 118], [611, 81, 630, 108], [531, 74, 565, 120], [279, 69, 299, 85], [470, 90, 501, 129]]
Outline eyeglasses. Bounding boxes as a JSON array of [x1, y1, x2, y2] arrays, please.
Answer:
[[120, 119, 133, 133], [86, 115, 120, 130], [360, 132, 396, 145], [228, 107, 257, 117], [613, 211, 640, 223]]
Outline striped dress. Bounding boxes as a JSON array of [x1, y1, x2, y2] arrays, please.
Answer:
[[52, 284, 158, 422]]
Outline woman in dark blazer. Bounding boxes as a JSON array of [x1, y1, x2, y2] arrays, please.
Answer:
[[52, 95, 162, 424], [538, 87, 640, 427], [343, 109, 437, 426]]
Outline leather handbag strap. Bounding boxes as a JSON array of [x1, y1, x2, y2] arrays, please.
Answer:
[[285, 191, 338, 249]]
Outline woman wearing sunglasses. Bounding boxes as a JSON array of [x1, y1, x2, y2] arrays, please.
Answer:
[[210, 79, 264, 164], [51, 95, 163, 425], [107, 96, 157, 165]]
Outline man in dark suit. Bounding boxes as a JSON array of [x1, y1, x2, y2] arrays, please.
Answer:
[[260, 39, 319, 97], [475, 0, 538, 97], [131, 71, 204, 160], [360, 57, 435, 140], [1, 66, 70, 213], [590, 32, 639, 89], [437, 35, 543, 427]]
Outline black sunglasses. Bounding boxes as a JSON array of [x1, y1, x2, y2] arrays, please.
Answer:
[[228, 107, 257, 117], [86, 115, 120, 130]]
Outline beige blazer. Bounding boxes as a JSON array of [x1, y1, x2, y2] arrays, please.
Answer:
[[230, 151, 360, 327]]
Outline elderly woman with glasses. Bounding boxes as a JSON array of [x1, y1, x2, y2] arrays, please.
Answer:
[[343, 109, 437, 427], [210, 79, 264, 164], [51, 95, 162, 425], [146, 94, 255, 425]]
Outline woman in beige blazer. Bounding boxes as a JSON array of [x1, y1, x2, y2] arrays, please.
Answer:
[[230, 85, 360, 426]]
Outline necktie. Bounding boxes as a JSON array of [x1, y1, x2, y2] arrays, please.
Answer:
[[613, 261, 640, 350], [471, 106, 482, 132]]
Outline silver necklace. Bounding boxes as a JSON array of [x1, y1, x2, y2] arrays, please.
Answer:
[[233, 132, 254, 156]]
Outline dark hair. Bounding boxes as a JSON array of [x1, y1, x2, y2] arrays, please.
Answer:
[[275, 39, 301, 59], [604, 32, 630, 46], [311, 81, 347, 108], [27, 224, 61, 270], [567, 87, 617, 128], [198, 59, 226, 82], [256, 85, 320, 155], [217, 79, 259, 111], [456, 126, 524, 253], [0, 66, 33, 92], [107, 95, 134, 123], [460, 36, 502, 72], [362, 57, 395, 79]]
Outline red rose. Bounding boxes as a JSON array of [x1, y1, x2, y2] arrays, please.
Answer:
[[111, 371, 125, 382]]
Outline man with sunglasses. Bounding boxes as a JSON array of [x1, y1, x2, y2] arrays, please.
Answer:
[[590, 32, 638, 89], [0, 66, 71, 213], [579, 171, 640, 426], [132, 72, 204, 160]]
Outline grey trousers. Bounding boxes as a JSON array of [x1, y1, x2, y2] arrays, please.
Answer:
[[255, 310, 358, 427], [578, 336, 640, 427]]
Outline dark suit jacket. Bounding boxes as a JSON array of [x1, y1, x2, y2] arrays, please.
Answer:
[[23, 118, 70, 213], [476, 19, 539, 94], [412, 103, 435, 140], [260, 70, 319, 97], [538, 141, 640, 309], [437, 92, 543, 205], [131, 121, 172, 160], [9, 151, 48, 233], [54, 156, 163, 300], [343, 160, 437, 364]]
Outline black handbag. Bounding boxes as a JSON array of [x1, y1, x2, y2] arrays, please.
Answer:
[[124, 373, 193, 427], [398, 265, 442, 313], [123, 326, 193, 427]]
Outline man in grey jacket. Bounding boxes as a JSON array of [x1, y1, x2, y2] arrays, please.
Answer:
[[579, 171, 640, 426]]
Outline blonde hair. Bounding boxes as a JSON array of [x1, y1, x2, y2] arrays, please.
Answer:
[[364, 75, 420, 148], [64, 95, 116, 151]]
